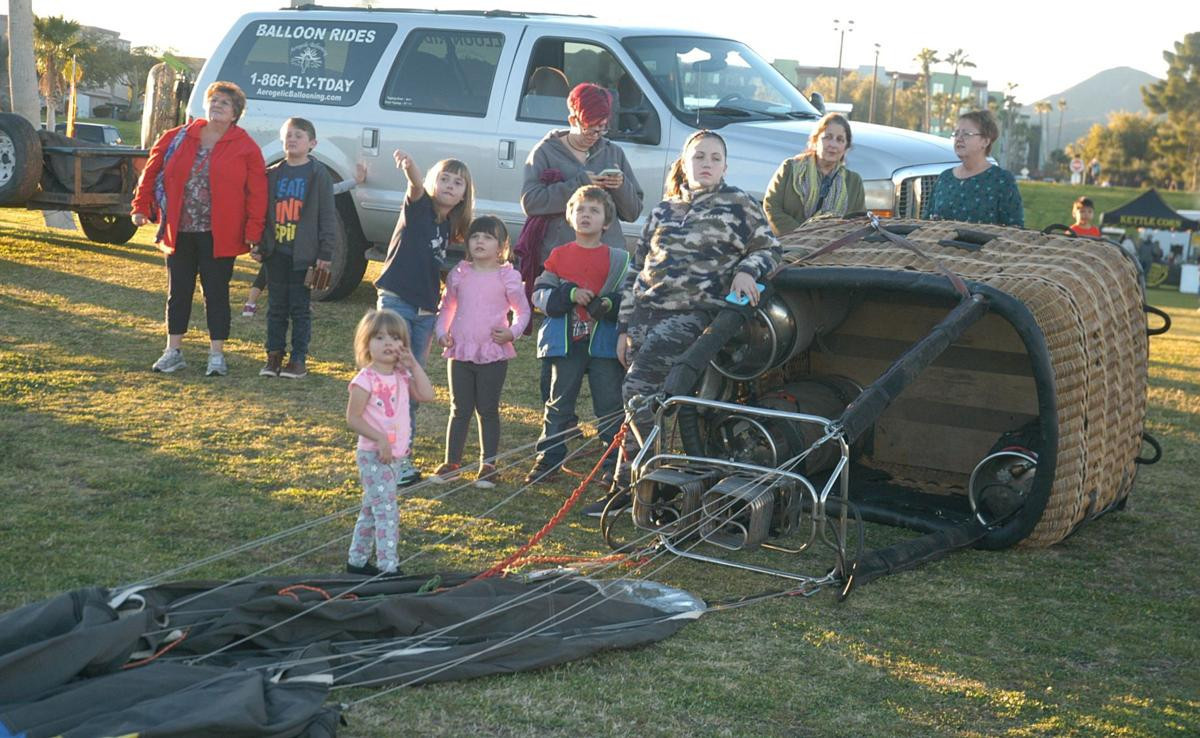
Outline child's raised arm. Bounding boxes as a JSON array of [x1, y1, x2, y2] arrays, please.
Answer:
[[347, 385, 392, 462], [394, 149, 425, 204]]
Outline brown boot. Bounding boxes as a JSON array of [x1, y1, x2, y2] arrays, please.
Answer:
[[259, 351, 284, 377], [279, 357, 308, 379]]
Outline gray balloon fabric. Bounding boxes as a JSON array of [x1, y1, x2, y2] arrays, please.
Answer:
[[0, 573, 702, 737]]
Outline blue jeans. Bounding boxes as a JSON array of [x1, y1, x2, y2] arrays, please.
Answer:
[[535, 340, 624, 469], [377, 292, 436, 446], [265, 252, 312, 361]]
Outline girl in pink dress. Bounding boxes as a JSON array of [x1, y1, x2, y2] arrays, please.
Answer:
[[432, 216, 531, 488]]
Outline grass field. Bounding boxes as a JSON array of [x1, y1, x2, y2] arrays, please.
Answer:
[[1, 209, 1197, 737], [1017, 182, 1200, 232]]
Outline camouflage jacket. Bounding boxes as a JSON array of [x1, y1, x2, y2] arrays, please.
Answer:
[[617, 182, 780, 330]]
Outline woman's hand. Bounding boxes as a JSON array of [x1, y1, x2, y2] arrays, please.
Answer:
[[355, 161, 368, 185], [731, 272, 762, 306], [616, 333, 632, 368], [438, 334, 454, 348], [132, 213, 148, 227], [600, 171, 624, 190], [491, 327, 514, 344]]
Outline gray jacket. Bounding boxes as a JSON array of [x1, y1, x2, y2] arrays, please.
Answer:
[[519, 130, 644, 265], [260, 160, 339, 268]]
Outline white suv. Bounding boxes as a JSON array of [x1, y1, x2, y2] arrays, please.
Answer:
[[191, 7, 957, 298]]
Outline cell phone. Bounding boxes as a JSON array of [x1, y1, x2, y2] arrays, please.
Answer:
[[598, 168, 622, 178], [724, 283, 767, 306]]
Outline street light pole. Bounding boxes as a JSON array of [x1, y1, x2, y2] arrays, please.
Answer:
[[833, 18, 854, 104], [889, 72, 900, 127], [868, 43, 881, 123]]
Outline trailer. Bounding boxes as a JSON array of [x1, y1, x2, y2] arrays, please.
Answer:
[[0, 112, 146, 245]]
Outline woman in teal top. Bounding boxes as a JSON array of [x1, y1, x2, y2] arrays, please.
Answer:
[[928, 110, 1024, 227]]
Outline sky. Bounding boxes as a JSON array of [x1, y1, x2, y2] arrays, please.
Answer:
[[27, 0, 1187, 103]]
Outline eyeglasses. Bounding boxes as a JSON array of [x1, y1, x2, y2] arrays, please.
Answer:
[[578, 125, 608, 136], [950, 130, 985, 140]]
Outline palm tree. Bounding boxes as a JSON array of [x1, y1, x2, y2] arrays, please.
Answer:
[[943, 49, 976, 127], [996, 82, 1019, 167], [913, 47, 939, 133], [33, 15, 93, 129], [1033, 100, 1053, 170], [1055, 97, 1068, 151], [8, 0, 40, 123]]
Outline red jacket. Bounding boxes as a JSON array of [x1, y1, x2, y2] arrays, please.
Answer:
[[132, 120, 267, 258]]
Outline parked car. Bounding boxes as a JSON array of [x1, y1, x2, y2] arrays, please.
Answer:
[[186, 7, 958, 299], [54, 122, 124, 146]]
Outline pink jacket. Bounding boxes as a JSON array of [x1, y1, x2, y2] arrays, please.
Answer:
[[436, 262, 531, 364]]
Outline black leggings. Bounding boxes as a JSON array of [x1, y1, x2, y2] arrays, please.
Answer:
[[445, 359, 508, 465], [165, 231, 235, 340]]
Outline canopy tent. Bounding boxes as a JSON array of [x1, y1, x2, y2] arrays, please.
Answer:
[[1101, 189, 1200, 231]]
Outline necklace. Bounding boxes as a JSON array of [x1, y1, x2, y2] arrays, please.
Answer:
[[565, 135, 590, 154]]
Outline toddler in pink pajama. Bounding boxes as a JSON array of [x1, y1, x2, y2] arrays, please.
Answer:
[[345, 309, 434, 575]]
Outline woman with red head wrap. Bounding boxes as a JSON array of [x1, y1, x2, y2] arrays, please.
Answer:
[[516, 81, 645, 417], [518, 83, 643, 272]]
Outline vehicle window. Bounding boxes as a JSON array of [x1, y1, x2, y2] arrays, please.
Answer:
[[381, 29, 504, 117], [217, 19, 396, 107], [623, 36, 820, 122], [518, 38, 656, 142]]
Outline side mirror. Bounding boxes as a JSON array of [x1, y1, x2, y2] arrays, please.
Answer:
[[809, 91, 826, 114]]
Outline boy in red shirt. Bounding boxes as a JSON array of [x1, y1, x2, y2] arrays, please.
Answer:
[[1069, 196, 1102, 238], [526, 186, 630, 486]]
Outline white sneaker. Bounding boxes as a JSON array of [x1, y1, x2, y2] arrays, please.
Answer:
[[205, 352, 228, 377], [152, 348, 186, 373]]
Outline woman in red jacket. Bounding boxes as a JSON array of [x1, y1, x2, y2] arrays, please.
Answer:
[[132, 81, 267, 376]]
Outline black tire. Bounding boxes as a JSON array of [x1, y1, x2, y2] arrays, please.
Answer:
[[0, 113, 43, 205], [312, 194, 369, 301], [79, 213, 139, 244]]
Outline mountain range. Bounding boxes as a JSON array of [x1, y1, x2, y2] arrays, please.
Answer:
[[1021, 67, 1162, 153]]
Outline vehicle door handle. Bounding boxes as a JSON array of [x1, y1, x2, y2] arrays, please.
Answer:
[[498, 139, 515, 169], [361, 128, 380, 156]]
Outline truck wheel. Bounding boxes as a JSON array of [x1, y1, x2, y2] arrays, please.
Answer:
[[312, 195, 369, 301], [0, 113, 43, 205], [79, 213, 139, 244]]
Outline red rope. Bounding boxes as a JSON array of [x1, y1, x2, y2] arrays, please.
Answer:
[[475, 425, 627, 580], [278, 584, 358, 602], [123, 628, 189, 669]]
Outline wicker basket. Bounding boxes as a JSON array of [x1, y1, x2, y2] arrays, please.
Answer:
[[772, 217, 1148, 546]]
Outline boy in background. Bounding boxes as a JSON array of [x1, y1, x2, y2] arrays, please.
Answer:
[[1069, 196, 1101, 238]]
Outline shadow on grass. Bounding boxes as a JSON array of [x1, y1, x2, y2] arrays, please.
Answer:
[[0, 223, 169, 270], [0, 255, 162, 312], [0, 403, 354, 606]]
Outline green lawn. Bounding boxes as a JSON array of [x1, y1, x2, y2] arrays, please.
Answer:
[[1018, 181, 1200, 232], [77, 115, 142, 146], [0, 209, 1197, 737]]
